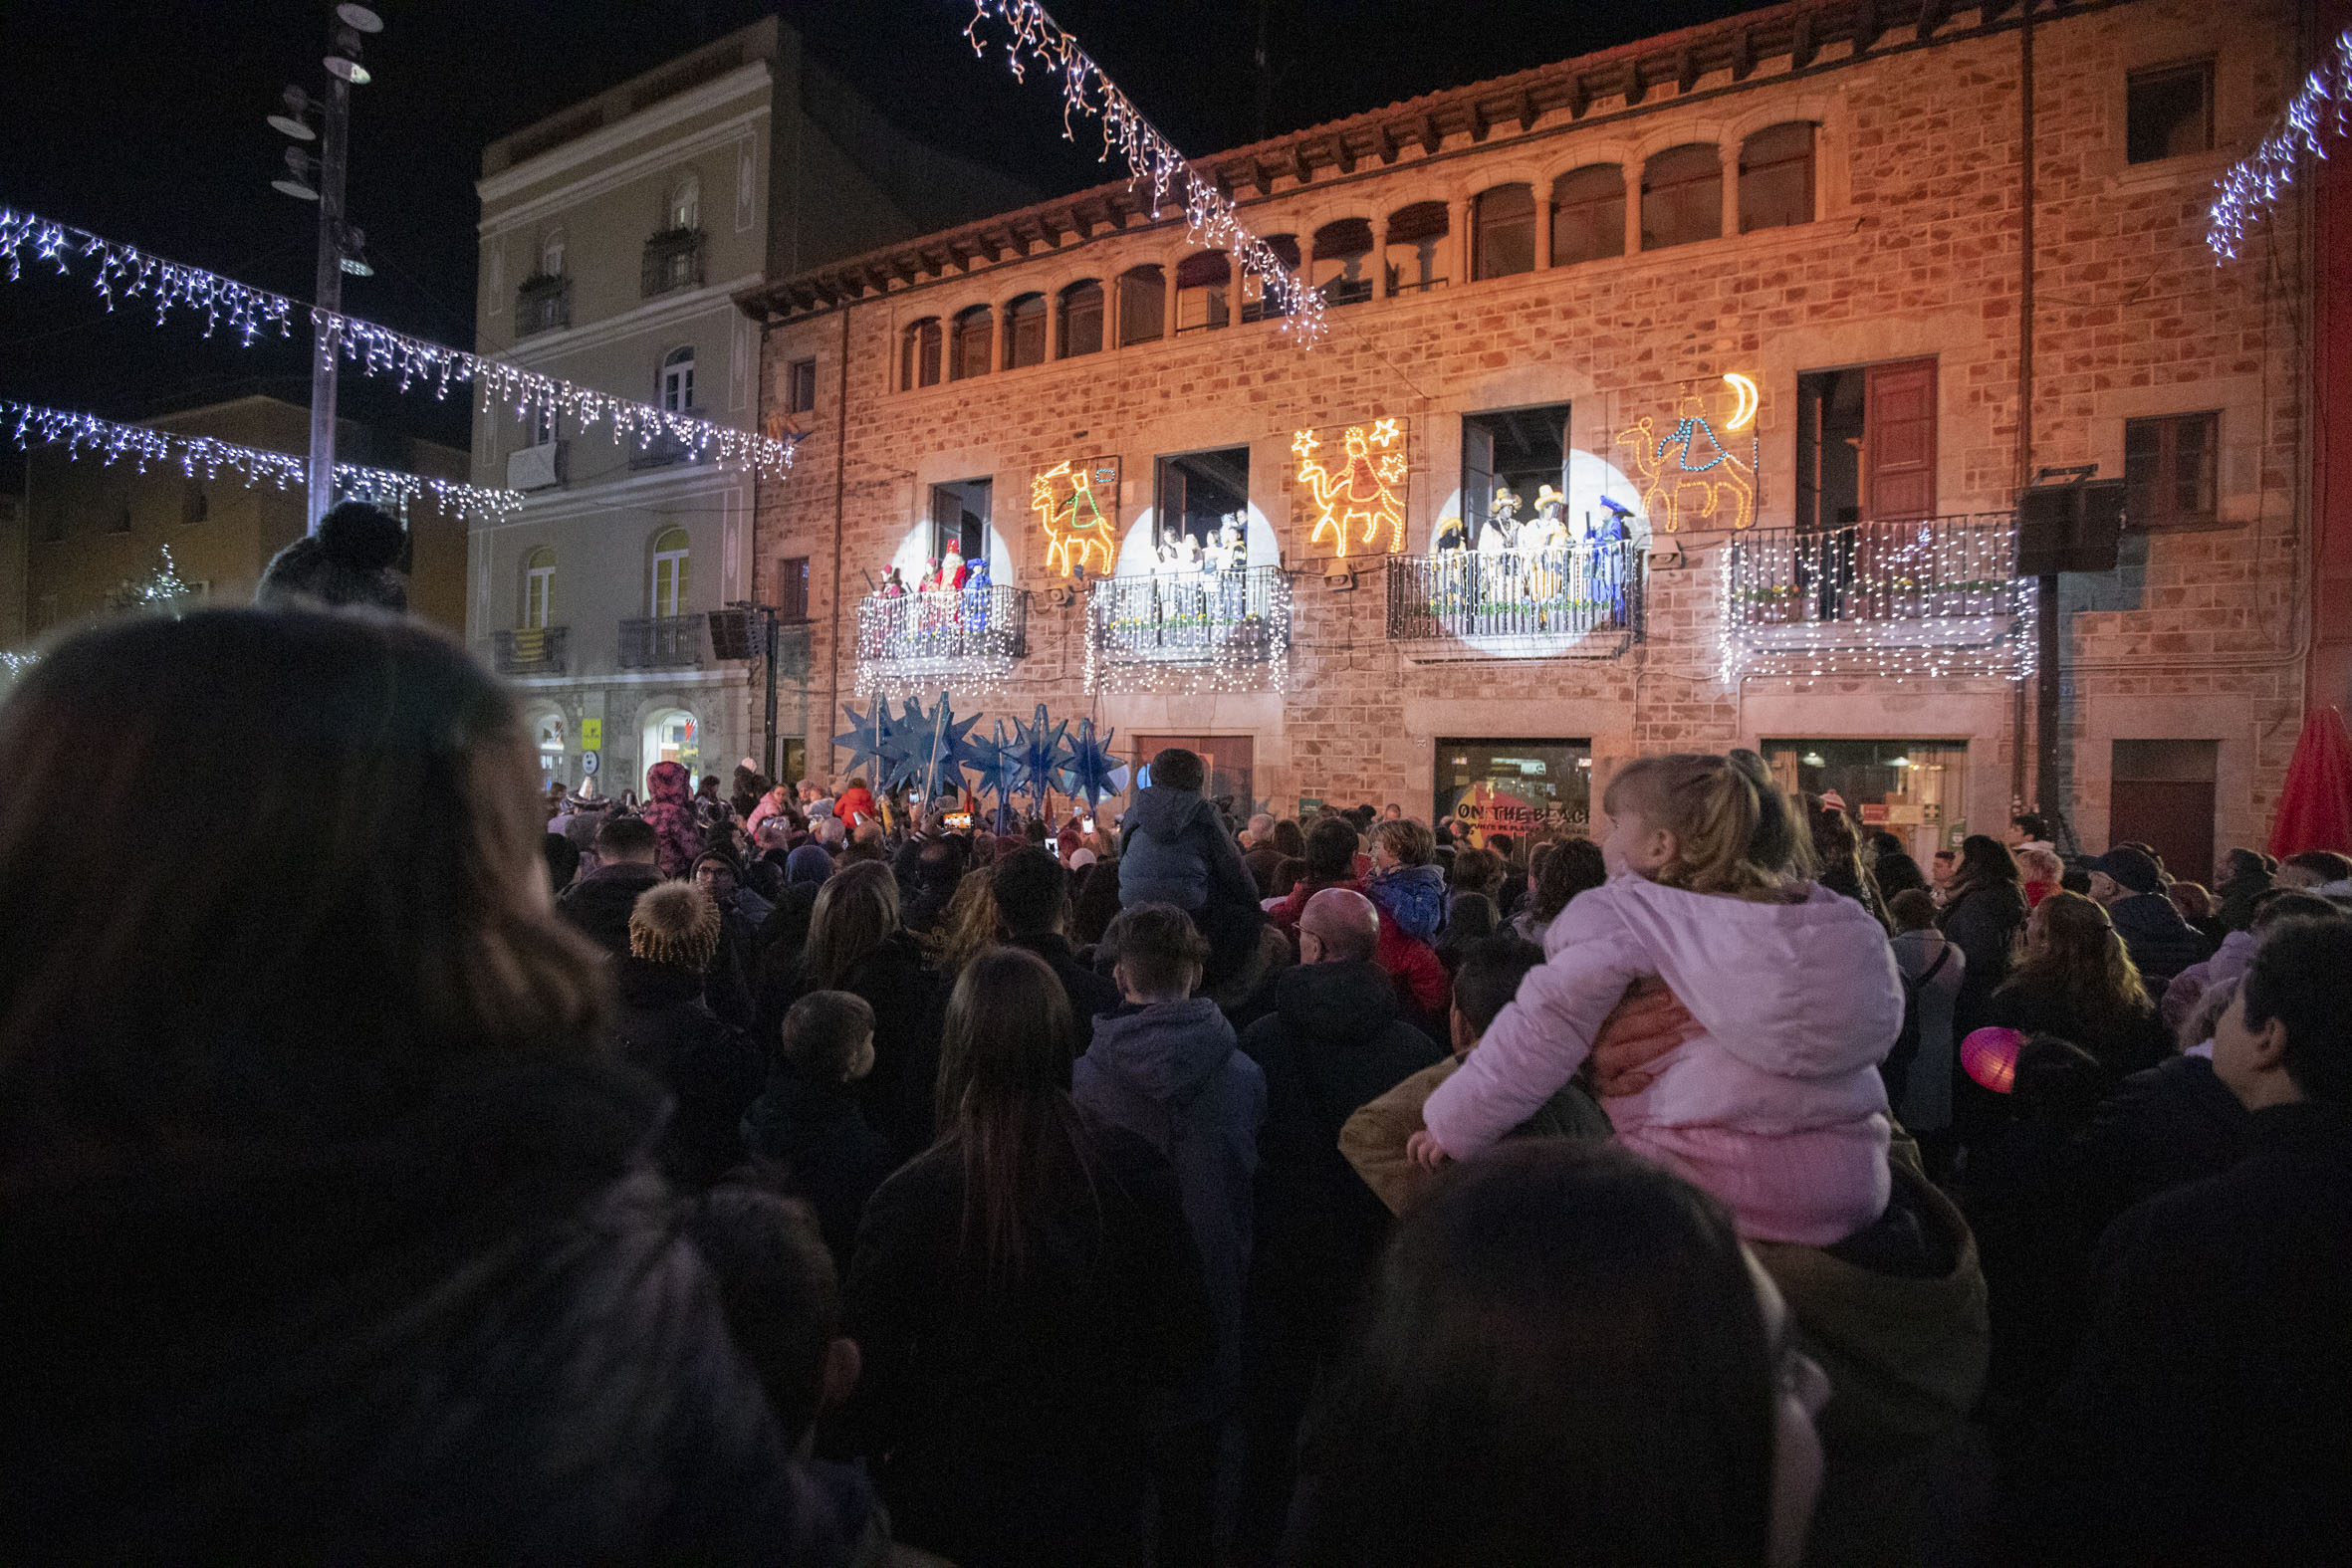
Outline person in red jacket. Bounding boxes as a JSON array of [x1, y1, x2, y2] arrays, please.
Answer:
[[1272, 816, 1450, 1028], [833, 776, 877, 831]]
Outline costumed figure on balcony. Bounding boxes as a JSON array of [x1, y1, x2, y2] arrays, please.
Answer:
[[1592, 496, 1637, 625], [961, 556, 993, 640], [941, 541, 967, 591], [881, 565, 907, 598]]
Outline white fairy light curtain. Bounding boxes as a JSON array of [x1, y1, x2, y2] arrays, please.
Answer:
[[2209, 27, 2352, 261]]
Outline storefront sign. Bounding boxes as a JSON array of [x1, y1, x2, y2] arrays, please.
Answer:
[[1437, 739, 1592, 846], [581, 719, 602, 750]]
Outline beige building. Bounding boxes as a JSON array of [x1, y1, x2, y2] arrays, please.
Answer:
[[470, 17, 1029, 797], [2, 394, 466, 644]]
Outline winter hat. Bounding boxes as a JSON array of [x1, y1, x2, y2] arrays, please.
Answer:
[[2087, 845, 2164, 896], [786, 844, 834, 887], [256, 500, 407, 610], [629, 881, 721, 969]]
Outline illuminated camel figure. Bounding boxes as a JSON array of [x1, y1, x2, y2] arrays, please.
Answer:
[[1294, 418, 1407, 558], [1615, 398, 1758, 533], [1033, 460, 1119, 576]]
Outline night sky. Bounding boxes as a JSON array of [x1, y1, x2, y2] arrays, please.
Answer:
[[0, 0, 1768, 470]]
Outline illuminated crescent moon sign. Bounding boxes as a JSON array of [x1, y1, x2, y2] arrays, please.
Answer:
[[1723, 372, 1761, 432]]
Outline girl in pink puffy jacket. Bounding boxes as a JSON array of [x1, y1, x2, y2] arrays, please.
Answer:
[[1413, 751, 1904, 1245]]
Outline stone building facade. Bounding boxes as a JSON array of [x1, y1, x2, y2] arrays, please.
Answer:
[[744, 0, 2309, 876]]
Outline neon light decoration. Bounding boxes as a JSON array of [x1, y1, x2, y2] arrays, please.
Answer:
[[1293, 416, 1406, 558], [1033, 456, 1121, 576], [1615, 380, 1761, 533], [1722, 372, 1761, 432]]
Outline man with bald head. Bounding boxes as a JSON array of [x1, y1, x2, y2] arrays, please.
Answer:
[[1233, 885, 1444, 1557]]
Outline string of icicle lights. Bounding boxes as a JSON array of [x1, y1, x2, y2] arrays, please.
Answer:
[[2208, 27, 2352, 261], [5, 401, 527, 520], [961, 0, 1326, 341], [0, 207, 801, 476]]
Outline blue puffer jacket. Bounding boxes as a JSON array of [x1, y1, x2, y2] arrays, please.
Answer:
[[1366, 862, 1446, 944], [1118, 785, 1258, 915]]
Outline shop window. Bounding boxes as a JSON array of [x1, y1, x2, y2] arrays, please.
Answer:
[[1764, 739, 1969, 863], [2124, 412, 2219, 531], [930, 477, 993, 566], [1641, 143, 1722, 251], [1438, 738, 1594, 847], [2126, 61, 2213, 165], [1458, 402, 1571, 548], [660, 345, 695, 412], [1118, 265, 1166, 345], [1154, 446, 1250, 553], [1310, 217, 1374, 306], [1176, 251, 1232, 334], [901, 318, 943, 389], [1795, 358, 1938, 527], [651, 527, 690, 617], [1550, 164, 1625, 267], [1240, 235, 1301, 323], [950, 306, 993, 380], [1004, 293, 1048, 369], [785, 356, 817, 414], [1384, 200, 1450, 294], [1473, 184, 1536, 280], [1739, 122, 1815, 233], [1058, 279, 1104, 357], [522, 546, 555, 629]]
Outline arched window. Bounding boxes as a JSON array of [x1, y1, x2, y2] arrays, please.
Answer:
[[523, 546, 555, 629], [902, 317, 943, 389], [1003, 293, 1048, 368], [1473, 184, 1537, 280], [1240, 235, 1302, 322], [1176, 251, 1232, 334], [666, 173, 701, 232], [1740, 122, 1816, 233], [1642, 143, 1723, 251], [651, 527, 690, 617], [1384, 200, 1451, 294], [1117, 265, 1166, 345], [1551, 164, 1626, 267], [1310, 218, 1374, 306], [950, 305, 993, 380], [539, 230, 567, 279], [644, 708, 700, 783], [1058, 279, 1105, 358], [660, 345, 695, 412]]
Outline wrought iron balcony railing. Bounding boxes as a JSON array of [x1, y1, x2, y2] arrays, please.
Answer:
[[1386, 539, 1646, 658], [617, 614, 705, 669], [493, 624, 568, 676], [855, 583, 1031, 692], [1085, 564, 1293, 691], [514, 275, 570, 337], [641, 227, 706, 297], [628, 409, 711, 470]]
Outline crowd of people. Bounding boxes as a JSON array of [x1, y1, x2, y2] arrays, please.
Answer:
[[3, 597, 2348, 1565]]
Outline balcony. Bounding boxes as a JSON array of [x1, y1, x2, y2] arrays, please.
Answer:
[[514, 275, 570, 337], [641, 228, 705, 297], [1085, 564, 1293, 693], [617, 614, 705, 669], [493, 625, 568, 676], [855, 583, 1032, 694], [629, 410, 710, 470], [1386, 540, 1647, 661], [1723, 514, 2031, 679]]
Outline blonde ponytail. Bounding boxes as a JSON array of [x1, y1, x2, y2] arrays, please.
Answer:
[[1605, 751, 1805, 901]]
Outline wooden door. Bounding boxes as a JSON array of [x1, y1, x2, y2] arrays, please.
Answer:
[[1133, 734, 1257, 814], [1863, 358, 1938, 520], [2109, 780, 2216, 885]]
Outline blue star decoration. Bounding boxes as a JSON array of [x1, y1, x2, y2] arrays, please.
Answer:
[[915, 692, 981, 796], [832, 699, 892, 783], [1011, 704, 1070, 814], [1056, 717, 1129, 809]]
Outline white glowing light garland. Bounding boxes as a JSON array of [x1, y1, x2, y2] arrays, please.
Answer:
[[2209, 28, 2352, 261], [962, 0, 1326, 340], [5, 401, 527, 520], [855, 584, 1029, 699], [1082, 566, 1294, 695], [0, 208, 800, 475]]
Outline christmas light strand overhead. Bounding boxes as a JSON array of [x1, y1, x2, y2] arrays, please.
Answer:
[[0, 207, 800, 475], [2209, 27, 2352, 261], [961, 1, 1326, 340], [5, 401, 527, 520]]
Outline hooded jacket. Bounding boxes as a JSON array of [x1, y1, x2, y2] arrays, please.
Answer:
[[1119, 784, 1260, 917], [641, 761, 705, 881], [2105, 890, 2212, 985], [612, 959, 765, 1189], [1365, 861, 1446, 944], [1074, 997, 1267, 1420], [555, 860, 662, 958]]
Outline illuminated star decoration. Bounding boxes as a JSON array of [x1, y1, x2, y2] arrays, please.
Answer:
[[0, 208, 798, 476], [916, 692, 981, 799], [1294, 418, 1408, 557], [2209, 27, 2352, 260], [1055, 717, 1130, 815], [1010, 703, 1071, 819], [965, 718, 1021, 828], [832, 699, 896, 784]]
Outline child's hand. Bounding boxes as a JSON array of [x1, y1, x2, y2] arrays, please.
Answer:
[[1406, 1129, 1450, 1170]]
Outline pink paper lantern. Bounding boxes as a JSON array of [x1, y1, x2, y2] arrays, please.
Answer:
[[1961, 1027, 2025, 1094]]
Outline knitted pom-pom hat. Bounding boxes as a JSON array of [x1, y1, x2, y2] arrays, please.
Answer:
[[629, 880, 721, 969]]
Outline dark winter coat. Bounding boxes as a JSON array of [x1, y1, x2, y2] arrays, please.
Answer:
[[741, 1069, 900, 1268], [1006, 929, 1121, 1045], [0, 1048, 869, 1563], [613, 959, 765, 1189], [2213, 861, 2273, 933], [781, 932, 946, 1164], [555, 860, 662, 958], [1984, 980, 2176, 1078], [2070, 1052, 2250, 1232], [2017, 1102, 2352, 1566], [1939, 879, 2030, 1034], [835, 1113, 1215, 1568], [2104, 890, 2212, 985], [1074, 998, 1267, 1421], [1119, 784, 1257, 916]]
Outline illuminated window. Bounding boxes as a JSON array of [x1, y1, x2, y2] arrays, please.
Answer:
[[1739, 123, 1815, 233], [660, 345, 695, 412], [1058, 279, 1104, 357], [2127, 62, 2213, 165], [1118, 265, 1166, 345], [651, 527, 690, 617], [1473, 184, 1536, 280], [1004, 293, 1047, 368], [522, 546, 555, 629], [1550, 164, 1625, 266], [540, 230, 566, 278], [1176, 251, 1231, 334], [1240, 235, 1301, 323], [665, 173, 700, 231], [1384, 201, 1450, 294], [902, 318, 943, 389], [2125, 412, 2220, 530], [1310, 217, 1373, 306], [1642, 143, 1722, 251], [951, 305, 993, 380]]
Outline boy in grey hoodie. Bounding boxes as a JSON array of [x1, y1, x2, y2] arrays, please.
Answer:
[[1118, 747, 1267, 986]]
